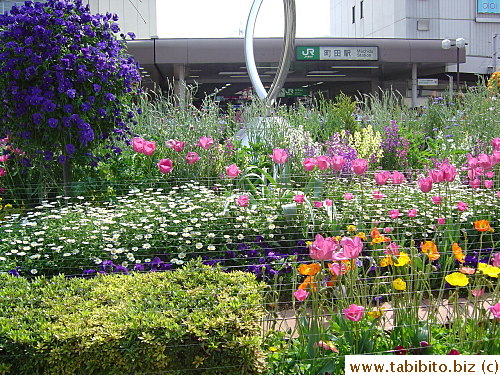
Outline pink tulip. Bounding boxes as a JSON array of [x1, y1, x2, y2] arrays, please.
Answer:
[[470, 179, 481, 189], [388, 209, 400, 219], [391, 171, 405, 184], [384, 227, 393, 234], [294, 194, 305, 204], [440, 163, 457, 182], [328, 262, 347, 276], [324, 199, 333, 207], [0, 167, 6, 177], [237, 195, 249, 207], [429, 169, 444, 183], [270, 148, 288, 164], [185, 152, 200, 165], [294, 288, 309, 301], [372, 190, 386, 200], [489, 303, 500, 319], [484, 180, 494, 189], [157, 158, 173, 174], [225, 164, 241, 179], [432, 196, 443, 205], [384, 242, 400, 255], [437, 217, 446, 225], [478, 153, 493, 170], [331, 155, 346, 171], [197, 136, 214, 149], [132, 137, 145, 153], [418, 176, 433, 193], [344, 192, 354, 200], [309, 234, 339, 261], [352, 158, 368, 175], [492, 253, 500, 267], [486, 171, 495, 179], [497, 191, 500, 198], [471, 289, 484, 297], [339, 236, 363, 259], [492, 151, 500, 165], [407, 209, 418, 218], [303, 157, 316, 171], [0, 155, 8, 162], [343, 304, 365, 322], [143, 141, 156, 156], [315, 341, 338, 352], [467, 154, 478, 169], [316, 155, 330, 170], [491, 137, 500, 151], [456, 201, 467, 211], [313, 201, 323, 208], [166, 140, 185, 152], [374, 171, 391, 185]]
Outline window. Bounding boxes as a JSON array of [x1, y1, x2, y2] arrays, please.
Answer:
[[360, 1, 364, 19], [352, 5, 356, 23], [0, 1, 20, 13]]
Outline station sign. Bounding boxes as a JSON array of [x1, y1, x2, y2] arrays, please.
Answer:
[[297, 46, 378, 61], [279, 87, 309, 97], [417, 78, 439, 86]]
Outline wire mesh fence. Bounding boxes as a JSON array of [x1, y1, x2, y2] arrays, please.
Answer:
[[0, 170, 498, 373]]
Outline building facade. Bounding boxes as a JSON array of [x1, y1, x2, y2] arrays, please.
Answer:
[[330, 0, 500, 75]]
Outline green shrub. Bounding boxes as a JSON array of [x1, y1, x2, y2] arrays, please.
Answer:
[[0, 261, 266, 374]]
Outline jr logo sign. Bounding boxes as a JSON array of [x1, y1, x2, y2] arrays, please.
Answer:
[[296, 46, 319, 60]]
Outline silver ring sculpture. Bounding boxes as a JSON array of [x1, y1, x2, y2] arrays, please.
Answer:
[[244, 0, 296, 104]]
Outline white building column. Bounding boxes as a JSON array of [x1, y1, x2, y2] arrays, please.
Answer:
[[411, 63, 418, 109], [174, 64, 186, 108]]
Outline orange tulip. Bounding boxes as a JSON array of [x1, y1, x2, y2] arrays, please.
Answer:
[[421, 240, 440, 261], [452, 243, 465, 263]]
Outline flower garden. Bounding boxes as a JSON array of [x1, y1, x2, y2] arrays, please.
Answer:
[[0, 1, 500, 374]]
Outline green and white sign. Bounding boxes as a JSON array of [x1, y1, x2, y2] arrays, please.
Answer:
[[296, 46, 378, 61], [279, 87, 309, 97]]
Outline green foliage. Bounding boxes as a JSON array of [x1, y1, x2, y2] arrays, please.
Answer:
[[317, 93, 359, 139], [0, 261, 266, 374]]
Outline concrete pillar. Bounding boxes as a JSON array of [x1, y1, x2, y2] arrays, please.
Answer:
[[411, 63, 417, 109], [174, 64, 186, 108]]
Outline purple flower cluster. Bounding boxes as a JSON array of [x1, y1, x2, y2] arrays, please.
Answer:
[[0, 0, 141, 168], [324, 132, 358, 174], [381, 120, 409, 169]]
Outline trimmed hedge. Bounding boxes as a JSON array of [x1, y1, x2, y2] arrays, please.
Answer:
[[0, 262, 266, 374]]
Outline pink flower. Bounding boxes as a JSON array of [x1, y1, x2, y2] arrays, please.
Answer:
[[313, 201, 323, 208], [0, 167, 6, 177], [316, 155, 330, 170], [143, 141, 156, 156], [270, 148, 288, 164], [294, 288, 309, 301], [372, 190, 386, 200], [237, 195, 249, 207], [440, 162, 457, 182], [331, 155, 346, 171], [310, 234, 339, 261], [352, 158, 368, 175], [166, 139, 186, 152], [197, 136, 214, 149], [0, 155, 8, 162], [314, 341, 339, 352], [437, 217, 446, 225], [324, 199, 333, 207], [492, 151, 500, 165], [374, 171, 391, 185], [303, 157, 316, 171], [390, 171, 405, 184], [470, 179, 481, 189], [328, 262, 347, 276], [471, 289, 484, 297], [294, 194, 305, 204], [343, 304, 365, 322], [486, 171, 495, 179], [478, 153, 493, 170], [384, 242, 400, 255], [339, 236, 363, 259], [456, 201, 467, 211], [492, 137, 500, 151], [407, 209, 418, 218], [492, 253, 500, 267], [432, 196, 443, 205], [429, 169, 444, 183], [484, 180, 494, 189], [467, 154, 478, 169], [157, 158, 173, 174], [185, 152, 200, 165], [489, 303, 500, 319], [388, 209, 400, 219], [384, 227, 393, 234], [132, 137, 145, 153], [418, 176, 433, 193], [448, 349, 461, 355], [225, 164, 241, 179], [344, 192, 354, 200], [497, 191, 500, 198]]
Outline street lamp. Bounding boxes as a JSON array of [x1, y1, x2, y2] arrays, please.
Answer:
[[442, 38, 466, 93]]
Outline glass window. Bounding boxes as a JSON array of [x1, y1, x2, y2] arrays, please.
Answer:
[[0, 1, 21, 13], [352, 5, 355, 23], [360, 1, 364, 19]]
